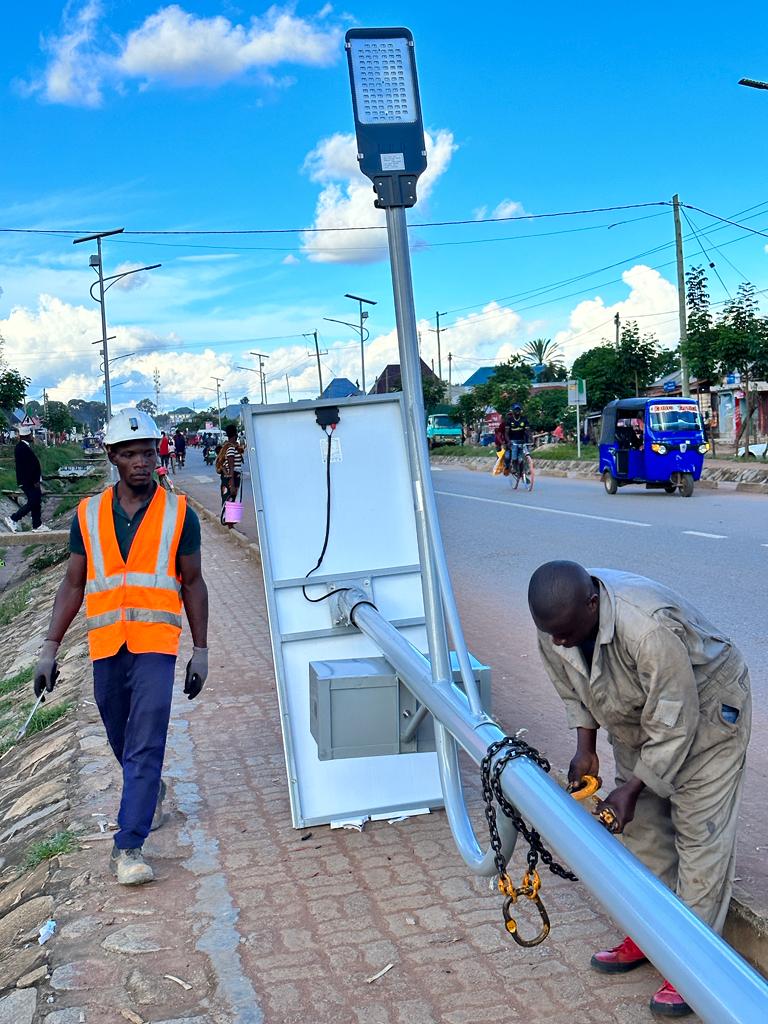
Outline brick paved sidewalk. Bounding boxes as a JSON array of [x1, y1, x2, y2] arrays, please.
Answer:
[[40, 515, 697, 1024]]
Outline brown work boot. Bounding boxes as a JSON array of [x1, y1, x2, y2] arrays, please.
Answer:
[[650, 980, 693, 1017], [110, 845, 154, 886], [590, 936, 647, 973]]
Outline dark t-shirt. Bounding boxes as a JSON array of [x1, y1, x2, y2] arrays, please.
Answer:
[[69, 484, 201, 566], [505, 414, 529, 442]]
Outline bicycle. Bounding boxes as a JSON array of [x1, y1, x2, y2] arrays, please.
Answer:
[[508, 443, 534, 492]]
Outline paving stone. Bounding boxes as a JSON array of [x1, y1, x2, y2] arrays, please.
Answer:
[[58, 914, 106, 941], [155, 1017, 212, 1024], [16, 729, 75, 774], [78, 735, 106, 751], [16, 964, 49, 987], [0, 988, 36, 1024], [0, 860, 51, 918], [126, 966, 176, 1005], [0, 895, 54, 950], [101, 923, 168, 954], [43, 1010, 88, 1024], [49, 958, 125, 991], [2, 780, 69, 822]]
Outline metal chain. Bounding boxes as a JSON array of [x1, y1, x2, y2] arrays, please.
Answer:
[[480, 737, 578, 884]]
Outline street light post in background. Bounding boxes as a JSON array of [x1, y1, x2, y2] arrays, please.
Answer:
[[344, 293, 377, 393], [738, 77, 768, 90], [303, 330, 326, 396], [73, 227, 160, 419], [430, 310, 447, 380], [210, 376, 223, 429], [249, 352, 270, 403]]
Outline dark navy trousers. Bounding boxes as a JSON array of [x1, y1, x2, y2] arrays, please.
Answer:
[[93, 645, 176, 850]]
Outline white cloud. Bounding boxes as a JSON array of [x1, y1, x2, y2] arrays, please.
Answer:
[[474, 199, 529, 221], [22, 2, 343, 106], [110, 262, 151, 290], [554, 264, 680, 361], [300, 129, 457, 264], [281, 254, 300, 265]]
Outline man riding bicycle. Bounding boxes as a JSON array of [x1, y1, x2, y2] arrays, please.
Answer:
[[504, 403, 531, 475]]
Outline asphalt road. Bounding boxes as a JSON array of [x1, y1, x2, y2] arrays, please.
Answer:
[[179, 447, 767, 913]]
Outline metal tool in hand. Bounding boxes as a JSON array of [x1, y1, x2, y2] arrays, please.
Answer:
[[481, 737, 577, 947], [568, 774, 620, 832], [15, 692, 46, 742]]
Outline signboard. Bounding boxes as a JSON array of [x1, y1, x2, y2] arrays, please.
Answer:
[[649, 403, 687, 412], [663, 380, 677, 393], [19, 415, 36, 428], [567, 378, 587, 406], [484, 410, 502, 428]]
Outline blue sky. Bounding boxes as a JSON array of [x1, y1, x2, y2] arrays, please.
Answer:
[[2, 1, 768, 412]]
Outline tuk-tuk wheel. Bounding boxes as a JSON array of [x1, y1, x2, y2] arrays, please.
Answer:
[[603, 471, 618, 495], [664, 484, 676, 494], [679, 473, 694, 498]]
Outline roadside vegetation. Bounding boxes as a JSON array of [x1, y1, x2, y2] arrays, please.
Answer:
[[22, 829, 79, 870]]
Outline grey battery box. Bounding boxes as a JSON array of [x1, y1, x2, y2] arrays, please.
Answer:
[[309, 652, 491, 761]]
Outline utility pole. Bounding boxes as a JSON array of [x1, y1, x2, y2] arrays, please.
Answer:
[[672, 194, 691, 397], [303, 330, 325, 396], [435, 311, 443, 380], [250, 352, 270, 404], [153, 369, 161, 413], [285, 374, 292, 402], [614, 312, 621, 348], [448, 352, 452, 399], [210, 376, 223, 429]]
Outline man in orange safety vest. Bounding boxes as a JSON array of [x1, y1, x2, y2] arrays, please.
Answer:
[[33, 408, 209, 885]]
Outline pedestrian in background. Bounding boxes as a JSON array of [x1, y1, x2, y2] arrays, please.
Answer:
[[216, 423, 244, 527], [173, 428, 186, 468], [528, 561, 751, 1018], [4, 425, 51, 534], [158, 431, 170, 469], [34, 408, 209, 886]]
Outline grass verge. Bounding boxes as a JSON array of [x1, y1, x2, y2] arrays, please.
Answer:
[[0, 664, 34, 698], [30, 546, 69, 572], [430, 445, 496, 458], [22, 829, 79, 871], [0, 581, 33, 626]]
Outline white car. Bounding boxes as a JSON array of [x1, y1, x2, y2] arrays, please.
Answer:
[[737, 442, 768, 459]]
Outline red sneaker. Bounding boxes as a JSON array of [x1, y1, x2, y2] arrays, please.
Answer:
[[590, 936, 648, 973], [650, 980, 693, 1017]]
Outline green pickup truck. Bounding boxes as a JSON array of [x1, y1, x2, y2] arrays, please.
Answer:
[[426, 414, 464, 449]]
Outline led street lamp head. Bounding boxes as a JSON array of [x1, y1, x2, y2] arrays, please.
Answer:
[[345, 27, 427, 209]]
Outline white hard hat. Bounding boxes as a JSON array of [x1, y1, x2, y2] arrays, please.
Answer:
[[103, 408, 162, 446]]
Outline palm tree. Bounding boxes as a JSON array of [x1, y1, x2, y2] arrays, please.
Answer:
[[522, 337, 563, 366]]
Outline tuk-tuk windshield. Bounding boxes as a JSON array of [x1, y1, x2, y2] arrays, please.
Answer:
[[647, 404, 702, 433], [432, 415, 456, 427]]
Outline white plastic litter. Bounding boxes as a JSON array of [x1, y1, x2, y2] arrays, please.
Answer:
[[38, 919, 56, 944]]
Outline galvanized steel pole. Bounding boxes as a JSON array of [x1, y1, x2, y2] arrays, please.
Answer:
[[337, 589, 768, 1024]]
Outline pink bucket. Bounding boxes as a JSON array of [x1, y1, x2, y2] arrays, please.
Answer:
[[223, 501, 244, 524]]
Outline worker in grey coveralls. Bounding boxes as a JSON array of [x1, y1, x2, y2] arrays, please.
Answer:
[[528, 561, 751, 1017]]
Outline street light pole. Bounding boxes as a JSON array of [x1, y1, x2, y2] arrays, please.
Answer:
[[73, 228, 160, 420], [210, 376, 223, 430], [345, 293, 377, 392], [303, 330, 325, 396], [250, 352, 270, 403]]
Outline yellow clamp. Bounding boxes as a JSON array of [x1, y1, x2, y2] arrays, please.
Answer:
[[500, 870, 551, 947], [568, 775, 620, 833]]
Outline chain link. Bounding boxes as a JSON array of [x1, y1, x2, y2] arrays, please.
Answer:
[[480, 737, 578, 885]]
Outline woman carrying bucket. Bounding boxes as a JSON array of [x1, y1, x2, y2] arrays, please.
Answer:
[[218, 423, 245, 528]]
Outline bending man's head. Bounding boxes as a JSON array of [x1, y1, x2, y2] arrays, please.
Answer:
[[528, 561, 599, 648]]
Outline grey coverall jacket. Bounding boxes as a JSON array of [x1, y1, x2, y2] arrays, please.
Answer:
[[537, 569, 751, 932]]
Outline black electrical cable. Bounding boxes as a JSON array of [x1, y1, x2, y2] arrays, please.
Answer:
[[302, 426, 348, 604]]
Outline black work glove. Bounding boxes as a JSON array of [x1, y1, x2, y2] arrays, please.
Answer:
[[34, 639, 60, 698], [184, 646, 208, 700]]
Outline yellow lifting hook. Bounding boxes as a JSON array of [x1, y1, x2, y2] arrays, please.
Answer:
[[498, 870, 551, 947], [568, 774, 620, 833]]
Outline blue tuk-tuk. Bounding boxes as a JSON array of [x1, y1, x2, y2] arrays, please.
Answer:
[[599, 397, 708, 497]]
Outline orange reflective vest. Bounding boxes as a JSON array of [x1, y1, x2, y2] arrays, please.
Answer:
[[78, 486, 187, 660]]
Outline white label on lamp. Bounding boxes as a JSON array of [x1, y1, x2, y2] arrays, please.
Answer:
[[381, 153, 405, 171], [320, 436, 342, 463]]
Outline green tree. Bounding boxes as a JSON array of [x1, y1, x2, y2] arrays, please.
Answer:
[[716, 282, 768, 444], [527, 388, 572, 431], [45, 400, 74, 433], [136, 397, 157, 416], [0, 369, 31, 413], [422, 374, 447, 414], [522, 337, 565, 382], [68, 399, 107, 431], [456, 390, 488, 439], [26, 399, 44, 418], [618, 321, 664, 396], [682, 266, 719, 383], [483, 356, 533, 414], [571, 345, 622, 409]]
